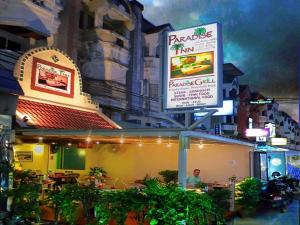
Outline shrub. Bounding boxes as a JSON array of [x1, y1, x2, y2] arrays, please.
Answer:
[[158, 170, 178, 184], [235, 177, 263, 212]]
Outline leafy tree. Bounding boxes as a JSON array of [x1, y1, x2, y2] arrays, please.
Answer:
[[235, 177, 263, 212]]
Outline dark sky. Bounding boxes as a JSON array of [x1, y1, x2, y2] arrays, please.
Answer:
[[139, 0, 299, 121]]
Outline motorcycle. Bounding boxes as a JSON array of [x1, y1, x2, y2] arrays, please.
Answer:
[[262, 178, 291, 212]]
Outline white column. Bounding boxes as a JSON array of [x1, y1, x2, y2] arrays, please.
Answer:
[[178, 134, 189, 188]]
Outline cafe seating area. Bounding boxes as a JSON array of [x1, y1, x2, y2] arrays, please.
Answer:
[[5, 167, 234, 225]]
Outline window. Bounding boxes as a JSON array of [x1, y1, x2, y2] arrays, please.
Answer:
[[32, 0, 44, 7], [79, 10, 84, 29], [149, 84, 159, 99], [223, 89, 226, 98], [7, 40, 21, 51], [116, 38, 124, 48], [226, 115, 232, 123], [56, 146, 85, 170], [229, 89, 237, 98], [0, 36, 21, 51], [87, 14, 94, 29], [267, 105, 272, 110], [155, 46, 160, 58], [0, 37, 6, 49], [144, 46, 150, 57]]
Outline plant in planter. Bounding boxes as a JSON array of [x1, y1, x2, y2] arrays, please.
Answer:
[[47, 184, 80, 225], [9, 183, 41, 223], [158, 170, 178, 184], [235, 177, 263, 214], [0, 159, 14, 211], [207, 189, 231, 224], [75, 185, 100, 224], [95, 190, 129, 225], [88, 167, 107, 188]]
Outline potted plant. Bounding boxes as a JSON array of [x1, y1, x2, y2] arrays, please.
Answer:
[[47, 184, 80, 225], [235, 177, 263, 216], [89, 167, 107, 188], [8, 183, 41, 223], [158, 170, 178, 184]]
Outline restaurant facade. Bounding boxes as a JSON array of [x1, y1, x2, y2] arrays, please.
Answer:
[[10, 46, 255, 188]]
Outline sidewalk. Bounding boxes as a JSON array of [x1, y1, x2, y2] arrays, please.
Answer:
[[229, 200, 299, 225]]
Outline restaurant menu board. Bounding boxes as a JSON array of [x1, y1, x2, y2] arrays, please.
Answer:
[[31, 57, 75, 98], [165, 23, 223, 110]]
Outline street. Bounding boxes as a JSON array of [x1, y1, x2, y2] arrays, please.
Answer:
[[231, 200, 300, 225]]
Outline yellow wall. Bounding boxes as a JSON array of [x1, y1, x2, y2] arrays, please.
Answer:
[[14, 144, 50, 174], [15, 142, 252, 187], [188, 144, 251, 184]]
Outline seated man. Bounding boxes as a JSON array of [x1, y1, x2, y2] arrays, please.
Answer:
[[186, 169, 201, 188]]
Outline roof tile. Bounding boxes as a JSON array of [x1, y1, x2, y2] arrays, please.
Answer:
[[17, 99, 115, 129]]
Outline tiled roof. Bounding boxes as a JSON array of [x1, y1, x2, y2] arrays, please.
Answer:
[[16, 99, 116, 129]]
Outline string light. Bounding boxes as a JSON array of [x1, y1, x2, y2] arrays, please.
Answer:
[[120, 135, 124, 144], [198, 140, 204, 149], [138, 136, 143, 147], [157, 136, 162, 144], [167, 137, 172, 148]]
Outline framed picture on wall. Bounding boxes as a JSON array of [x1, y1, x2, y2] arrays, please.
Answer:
[[31, 57, 75, 98], [15, 151, 33, 162]]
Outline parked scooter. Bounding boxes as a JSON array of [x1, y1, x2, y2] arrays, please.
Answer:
[[262, 174, 292, 212]]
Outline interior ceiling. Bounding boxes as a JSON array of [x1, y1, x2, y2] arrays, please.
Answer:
[[15, 134, 233, 146]]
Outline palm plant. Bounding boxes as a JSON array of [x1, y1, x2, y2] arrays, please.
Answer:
[[194, 27, 206, 35], [170, 43, 184, 55]]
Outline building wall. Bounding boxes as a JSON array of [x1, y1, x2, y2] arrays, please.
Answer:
[[14, 144, 50, 175], [15, 142, 252, 188]]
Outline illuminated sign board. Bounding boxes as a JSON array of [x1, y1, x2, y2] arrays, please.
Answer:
[[164, 23, 223, 110], [271, 138, 288, 146], [265, 123, 276, 137], [249, 98, 274, 105], [194, 100, 233, 116], [246, 128, 270, 137], [256, 136, 267, 142]]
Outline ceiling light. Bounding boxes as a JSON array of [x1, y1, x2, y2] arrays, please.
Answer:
[[157, 136, 162, 144], [198, 140, 204, 149], [120, 135, 124, 144], [138, 136, 143, 147]]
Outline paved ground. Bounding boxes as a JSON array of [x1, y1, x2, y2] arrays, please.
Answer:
[[229, 200, 300, 225]]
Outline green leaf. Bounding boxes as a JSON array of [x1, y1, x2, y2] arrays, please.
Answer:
[[150, 219, 158, 225]]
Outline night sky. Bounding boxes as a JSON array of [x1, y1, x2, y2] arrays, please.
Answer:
[[139, 0, 299, 121]]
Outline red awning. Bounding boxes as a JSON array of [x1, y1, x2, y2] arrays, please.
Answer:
[[16, 98, 116, 129]]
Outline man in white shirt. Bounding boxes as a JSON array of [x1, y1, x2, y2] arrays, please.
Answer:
[[186, 169, 201, 188]]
